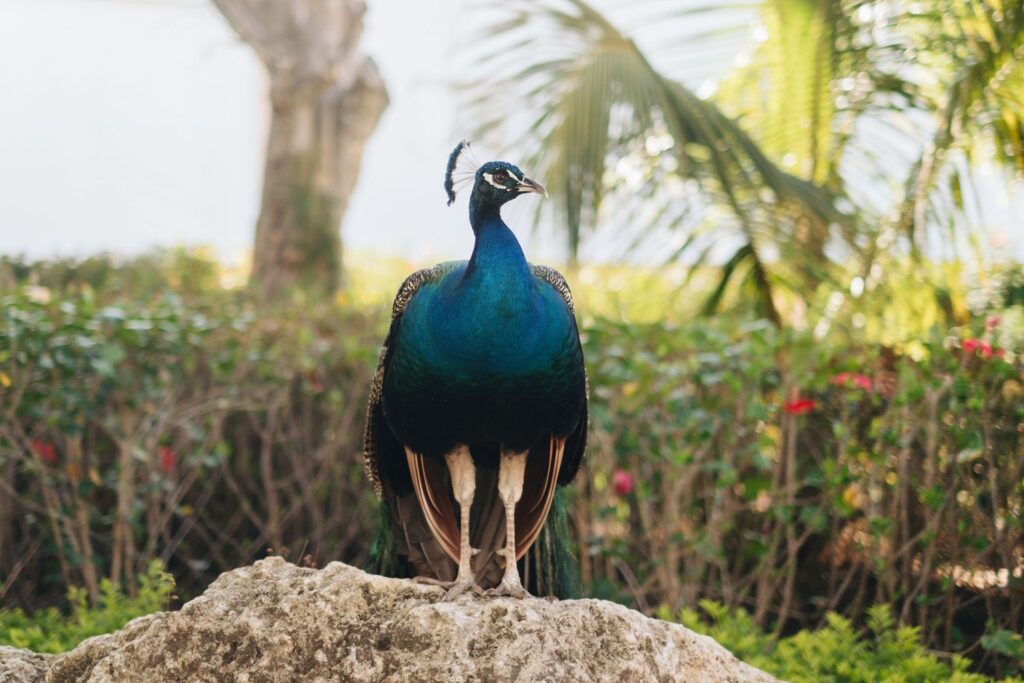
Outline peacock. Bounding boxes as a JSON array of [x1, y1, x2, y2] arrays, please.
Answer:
[[363, 142, 587, 600]]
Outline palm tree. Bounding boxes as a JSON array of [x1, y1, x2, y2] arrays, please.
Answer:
[[467, 0, 1023, 321], [466, 0, 858, 324]]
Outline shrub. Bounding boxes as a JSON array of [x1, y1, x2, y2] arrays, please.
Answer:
[[1, 252, 1021, 675], [0, 287, 382, 609], [577, 313, 1023, 673], [0, 561, 173, 653], [672, 601, 1023, 683]]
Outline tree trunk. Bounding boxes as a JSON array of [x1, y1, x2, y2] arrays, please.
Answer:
[[211, 0, 388, 301]]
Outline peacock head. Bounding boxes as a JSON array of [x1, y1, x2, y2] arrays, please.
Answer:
[[444, 141, 546, 211], [471, 161, 547, 209]]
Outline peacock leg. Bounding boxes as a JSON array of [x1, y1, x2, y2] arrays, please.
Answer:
[[441, 445, 481, 600], [487, 449, 529, 598]]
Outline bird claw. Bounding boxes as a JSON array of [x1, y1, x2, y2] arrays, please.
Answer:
[[413, 575, 483, 600], [443, 577, 484, 601], [413, 576, 449, 587], [486, 579, 530, 599]]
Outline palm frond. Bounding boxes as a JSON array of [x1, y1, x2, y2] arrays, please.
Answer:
[[899, 0, 1024, 245], [465, 0, 851, 321]]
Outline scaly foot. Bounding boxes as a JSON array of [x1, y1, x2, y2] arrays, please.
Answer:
[[444, 576, 484, 601], [413, 575, 484, 600], [486, 577, 530, 599]]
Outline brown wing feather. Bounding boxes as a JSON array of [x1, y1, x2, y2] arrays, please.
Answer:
[[405, 449, 459, 561], [515, 436, 566, 558], [405, 437, 566, 567]]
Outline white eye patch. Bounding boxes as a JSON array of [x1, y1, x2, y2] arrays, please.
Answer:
[[482, 172, 513, 191]]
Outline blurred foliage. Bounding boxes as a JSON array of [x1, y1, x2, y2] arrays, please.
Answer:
[[467, 0, 848, 323], [0, 251, 383, 611], [0, 561, 173, 654], [2, 251, 1023, 676], [897, 0, 1024, 246], [670, 601, 1023, 682], [467, 0, 1024, 321], [0, 249, 235, 302]]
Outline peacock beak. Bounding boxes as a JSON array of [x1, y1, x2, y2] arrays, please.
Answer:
[[517, 177, 548, 198]]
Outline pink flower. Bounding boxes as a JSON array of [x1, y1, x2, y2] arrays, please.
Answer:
[[784, 398, 816, 416], [831, 372, 873, 392], [159, 446, 176, 474], [611, 470, 635, 496], [986, 315, 1001, 330], [32, 440, 59, 465], [963, 338, 993, 358]]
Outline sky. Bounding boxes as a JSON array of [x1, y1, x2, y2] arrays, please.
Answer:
[[0, 0, 1020, 266], [0, 0, 495, 264]]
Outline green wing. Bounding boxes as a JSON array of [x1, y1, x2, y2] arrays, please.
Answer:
[[363, 262, 588, 495], [363, 262, 464, 497]]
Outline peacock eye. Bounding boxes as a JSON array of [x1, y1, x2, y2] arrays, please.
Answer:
[[493, 170, 509, 183]]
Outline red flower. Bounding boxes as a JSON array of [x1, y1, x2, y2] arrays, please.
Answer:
[[32, 440, 59, 465], [611, 469, 635, 496], [963, 338, 993, 358], [831, 372, 873, 392], [986, 315, 1001, 330], [784, 398, 816, 415], [159, 446, 176, 474]]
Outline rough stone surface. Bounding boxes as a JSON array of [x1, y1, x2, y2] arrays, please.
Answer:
[[1, 558, 779, 682], [0, 646, 53, 683]]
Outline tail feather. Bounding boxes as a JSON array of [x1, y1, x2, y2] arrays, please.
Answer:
[[367, 496, 405, 578], [523, 487, 580, 598], [368, 492, 460, 581]]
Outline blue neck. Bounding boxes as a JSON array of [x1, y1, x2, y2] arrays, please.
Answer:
[[416, 196, 545, 373], [465, 201, 531, 283]]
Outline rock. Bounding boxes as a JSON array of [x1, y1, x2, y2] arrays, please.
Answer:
[[0, 646, 52, 683], [2, 558, 779, 682]]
